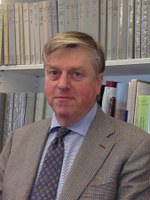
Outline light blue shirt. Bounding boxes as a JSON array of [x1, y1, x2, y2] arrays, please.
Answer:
[[38, 103, 98, 199]]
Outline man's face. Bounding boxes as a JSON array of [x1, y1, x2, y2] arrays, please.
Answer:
[[44, 47, 103, 126]]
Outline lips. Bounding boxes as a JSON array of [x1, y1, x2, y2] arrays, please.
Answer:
[[55, 96, 74, 99]]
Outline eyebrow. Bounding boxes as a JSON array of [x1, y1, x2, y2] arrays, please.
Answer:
[[45, 64, 87, 70]]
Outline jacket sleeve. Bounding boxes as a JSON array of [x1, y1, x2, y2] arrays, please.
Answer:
[[117, 137, 150, 200], [0, 134, 13, 200]]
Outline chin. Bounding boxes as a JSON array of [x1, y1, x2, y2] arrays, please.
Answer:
[[55, 109, 72, 117]]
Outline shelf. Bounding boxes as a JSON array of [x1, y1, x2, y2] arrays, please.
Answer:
[[105, 58, 150, 75], [0, 64, 44, 76], [0, 58, 150, 76]]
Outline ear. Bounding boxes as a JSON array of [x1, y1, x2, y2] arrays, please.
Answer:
[[96, 73, 104, 94], [98, 72, 103, 85]]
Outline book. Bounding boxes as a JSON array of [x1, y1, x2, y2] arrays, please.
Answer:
[[134, 0, 142, 58], [19, 3, 25, 65], [12, 92, 27, 130], [15, 3, 21, 65], [0, 93, 6, 151], [46, 0, 53, 38], [141, 0, 150, 58], [108, 96, 116, 117], [24, 92, 36, 125], [147, 0, 150, 57], [106, 0, 113, 60], [102, 81, 117, 114], [44, 101, 53, 119], [29, 3, 36, 64], [134, 80, 150, 124], [78, 0, 99, 41], [0, 4, 3, 65], [127, 79, 150, 124], [23, 3, 30, 64], [8, 4, 16, 65], [99, 0, 107, 54], [3, 4, 9, 65], [33, 2, 41, 64], [3, 93, 14, 145], [125, 81, 132, 122], [51, 0, 58, 35], [34, 92, 45, 122], [135, 95, 150, 133], [117, 0, 128, 59], [127, 79, 138, 124], [57, 0, 66, 32], [89, 0, 100, 41], [65, 0, 78, 31], [127, 0, 135, 59], [39, 1, 50, 60], [107, 0, 119, 60], [114, 82, 128, 121], [111, 0, 119, 60]]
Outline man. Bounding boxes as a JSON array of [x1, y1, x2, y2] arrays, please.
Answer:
[[0, 31, 150, 200]]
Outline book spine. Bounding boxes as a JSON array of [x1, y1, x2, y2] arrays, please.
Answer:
[[106, 0, 113, 60], [34, 92, 45, 122], [100, 0, 107, 54], [134, 0, 142, 58], [114, 82, 128, 121], [147, 0, 150, 57], [89, 0, 99, 41], [51, 0, 58, 35], [44, 101, 53, 119], [8, 4, 16, 65], [23, 3, 30, 64], [34, 2, 41, 64], [135, 95, 150, 133], [127, 79, 137, 124], [0, 5, 3, 65], [117, 0, 128, 59], [57, 0, 66, 32], [29, 3, 36, 64], [127, 0, 135, 59], [3, 4, 9, 65], [19, 3, 25, 65], [111, 0, 119, 60], [3, 93, 14, 145], [24, 92, 36, 125], [15, 3, 21, 65], [141, 0, 148, 58], [13, 93, 27, 130], [0, 93, 6, 151]]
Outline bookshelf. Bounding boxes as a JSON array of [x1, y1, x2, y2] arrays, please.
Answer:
[[0, 58, 150, 92]]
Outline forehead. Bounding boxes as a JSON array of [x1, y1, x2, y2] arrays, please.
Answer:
[[46, 47, 91, 65]]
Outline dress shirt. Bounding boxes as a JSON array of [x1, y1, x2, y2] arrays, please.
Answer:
[[37, 103, 98, 200]]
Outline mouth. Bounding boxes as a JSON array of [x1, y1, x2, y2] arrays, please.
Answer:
[[55, 96, 74, 100]]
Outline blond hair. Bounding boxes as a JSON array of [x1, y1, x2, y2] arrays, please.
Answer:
[[42, 31, 105, 74]]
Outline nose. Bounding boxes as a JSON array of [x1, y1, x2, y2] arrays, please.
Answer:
[[57, 73, 70, 90]]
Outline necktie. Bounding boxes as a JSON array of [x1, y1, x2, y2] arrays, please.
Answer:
[[29, 127, 70, 200]]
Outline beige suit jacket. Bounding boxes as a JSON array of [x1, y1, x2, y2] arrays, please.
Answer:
[[0, 108, 150, 200]]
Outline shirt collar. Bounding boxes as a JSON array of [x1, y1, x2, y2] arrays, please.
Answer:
[[50, 103, 98, 137]]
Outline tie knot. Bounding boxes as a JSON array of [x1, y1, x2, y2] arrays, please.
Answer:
[[57, 127, 70, 138]]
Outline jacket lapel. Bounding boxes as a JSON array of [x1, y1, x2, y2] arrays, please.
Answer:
[[61, 108, 116, 200], [15, 119, 51, 200]]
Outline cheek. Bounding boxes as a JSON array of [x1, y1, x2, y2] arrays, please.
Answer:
[[44, 81, 54, 99], [76, 83, 99, 101]]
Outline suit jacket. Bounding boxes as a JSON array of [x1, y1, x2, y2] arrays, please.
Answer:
[[0, 108, 150, 200]]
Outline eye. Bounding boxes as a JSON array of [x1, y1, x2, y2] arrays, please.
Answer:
[[46, 69, 60, 80], [73, 71, 81, 77], [71, 70, 84, 80]]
